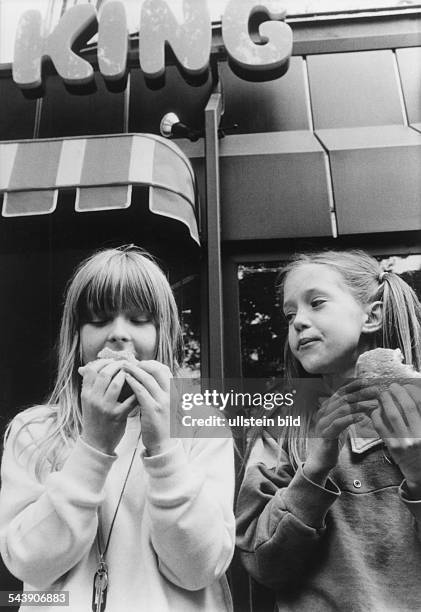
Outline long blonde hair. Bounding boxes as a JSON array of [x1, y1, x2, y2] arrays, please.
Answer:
[[246, 249, 421, 469], [10, 245, 183, 479]]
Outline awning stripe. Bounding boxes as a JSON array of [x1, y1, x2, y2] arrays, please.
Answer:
[[9, 140, 62, 190], [0, 134, 199, 243], [150, 187, 199, 244], [128, 136, 155, 183], [56, 139, 87, 186], [80, 136, 133, 185], [0, 143, 18, 190], [153, 139, 195, 203]]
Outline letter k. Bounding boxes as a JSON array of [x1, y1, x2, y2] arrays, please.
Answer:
[[13, 5, 97, 89]]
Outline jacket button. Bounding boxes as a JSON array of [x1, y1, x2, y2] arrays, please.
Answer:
[[353, 479, 362, 488]]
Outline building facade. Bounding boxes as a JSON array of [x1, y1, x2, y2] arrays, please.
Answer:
[[0, 2, 421, 609]]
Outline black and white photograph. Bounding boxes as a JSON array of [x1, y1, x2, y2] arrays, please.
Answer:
[[0, 1, 420, 611]]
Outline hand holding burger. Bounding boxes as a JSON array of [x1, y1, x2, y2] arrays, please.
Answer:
[[356, 348, 421, 498], [97, 347, 139, 402], [78, 348, 139, 454]]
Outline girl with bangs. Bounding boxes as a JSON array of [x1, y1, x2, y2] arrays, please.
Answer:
[[0, 246, 235, 612], [236, 249, 421, 612]]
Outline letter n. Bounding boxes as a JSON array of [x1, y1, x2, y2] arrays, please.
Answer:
[[139, 0, 211, 79], [13, 5, 97, 89]]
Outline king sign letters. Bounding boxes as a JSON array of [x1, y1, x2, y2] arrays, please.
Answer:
[[12, 0, 293, 90]]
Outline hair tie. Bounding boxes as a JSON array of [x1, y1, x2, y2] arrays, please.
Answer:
[[378, 270, 388, 283]]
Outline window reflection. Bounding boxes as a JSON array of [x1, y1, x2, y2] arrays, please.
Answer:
[[172, 274, 201, 378]]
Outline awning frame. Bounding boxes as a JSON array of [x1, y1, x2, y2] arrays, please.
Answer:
[[0, 132, 200, 243]]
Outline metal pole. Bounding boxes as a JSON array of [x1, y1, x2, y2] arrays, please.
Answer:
[[204, 91, 224, 381]]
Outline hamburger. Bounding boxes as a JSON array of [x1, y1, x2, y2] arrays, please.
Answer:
[[356, 348, 421, 379], [97, 347, 138, 402], [97, 347, 137, 363], [353, 349, 420, 430]]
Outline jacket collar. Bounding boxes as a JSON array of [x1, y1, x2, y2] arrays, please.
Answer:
[[348, 422, 382, 454], [317, 395, 383, 454]]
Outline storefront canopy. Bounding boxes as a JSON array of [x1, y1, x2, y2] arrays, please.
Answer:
[[0, 133, 199, 243]]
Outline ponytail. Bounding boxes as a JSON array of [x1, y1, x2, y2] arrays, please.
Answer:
[[380, 272, 421, 370]]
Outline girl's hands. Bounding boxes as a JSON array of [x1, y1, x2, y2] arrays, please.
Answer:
[[79, 359, 137, 455], [305, 381, 378, 485], [124, 360, 175, 456], [370, 383, 421, 499]]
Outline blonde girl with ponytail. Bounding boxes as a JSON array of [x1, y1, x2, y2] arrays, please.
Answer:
[[237, 249, 421, 612]]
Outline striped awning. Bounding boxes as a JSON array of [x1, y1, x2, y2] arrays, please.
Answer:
[[0, 134, 199, 244]]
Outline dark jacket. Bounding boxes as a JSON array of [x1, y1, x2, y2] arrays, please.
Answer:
[[236, 427, 421, 612]]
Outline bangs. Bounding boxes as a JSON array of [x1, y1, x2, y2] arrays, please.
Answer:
[[77, 252, 160, 322]]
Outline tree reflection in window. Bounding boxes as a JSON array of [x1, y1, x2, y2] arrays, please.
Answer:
[[172, 274, 201, 378]]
